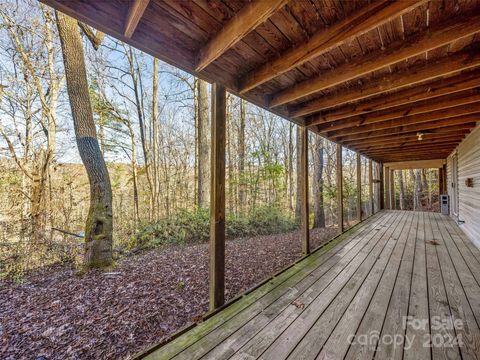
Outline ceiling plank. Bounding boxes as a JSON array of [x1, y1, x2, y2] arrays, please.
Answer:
[[353, 139, 464, 152], [238, 0, 424, 93], [382, 160, 446, 170], [316, 95, 480, 132], [293, 49, 480, 116], [304, 70, 480, 123], [124, 0, 150, 38], [195, 0, 287, 72], [270, 13, 480, 109]]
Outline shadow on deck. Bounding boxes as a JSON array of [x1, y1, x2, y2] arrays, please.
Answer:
[[138, 210, 480, 360]]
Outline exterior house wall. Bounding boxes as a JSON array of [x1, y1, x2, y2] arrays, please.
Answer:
[[447, 124, 480, 248]]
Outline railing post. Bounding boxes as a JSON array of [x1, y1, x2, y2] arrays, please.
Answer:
[[209, 82, 226, 311], [300, 126, 310, 255], [337, 143, 344, 233], [369, 159, 374, 215], [356, 153, 362, 222]]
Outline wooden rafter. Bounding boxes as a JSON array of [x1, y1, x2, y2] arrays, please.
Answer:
[[270, 13, 480, 109], [354, 140, 464, 153], [328, 119, 478, 142], [344, 131, 471, 147], [324, 104, 480, 138], [383, 159, 446, 170], [318, 99, 480, 134], [195, 0, 287, 72], [352, 135, 466, 150], [239, 0, 425, 93], [306, 70, 480, 123], [290, 49, 480, 117], [124, 0, 150, 38]]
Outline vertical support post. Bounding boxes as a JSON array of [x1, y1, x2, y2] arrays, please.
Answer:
[[299, 127, 310, 255], [442, 164, 447, 194], [369, 159, 374, 215], [438, 168, 443, 199], [336, 143, 344, 233], [390, 169, 395, 210], [385, 166, 390, 209], [209, 82, 226, 311], [379, 163, 385, 210], [356, 153, 362, 222]]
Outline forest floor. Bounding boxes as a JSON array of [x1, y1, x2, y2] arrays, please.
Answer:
[[0, 227, 337, 360]]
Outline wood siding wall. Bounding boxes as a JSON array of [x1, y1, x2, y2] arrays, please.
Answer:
[[447, 124, 480, 248]]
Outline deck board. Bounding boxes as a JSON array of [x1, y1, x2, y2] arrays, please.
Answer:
[[143, 211, 480, 360]]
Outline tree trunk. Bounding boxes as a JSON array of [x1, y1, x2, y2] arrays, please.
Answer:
[[238, 99, 246, 211], [197, 79, 210, 208], [313, 136, 325, 228], [56, 12, 113, 269], [152, 58, 160, 219], [295, 127, 301, 222]]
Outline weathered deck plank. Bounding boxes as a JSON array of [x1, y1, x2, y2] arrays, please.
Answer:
[[142, 211, 480, 360]]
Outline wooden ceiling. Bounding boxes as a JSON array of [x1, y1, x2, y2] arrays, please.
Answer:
[[40, 0, 480, 163]]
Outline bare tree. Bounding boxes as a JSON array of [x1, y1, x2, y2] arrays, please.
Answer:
[[56, 11, 113, 269], [197, 78, 209, 208], [313, 136, 325, 228]]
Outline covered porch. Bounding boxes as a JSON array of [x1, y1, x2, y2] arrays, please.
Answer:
[[36, 0, 480, 358], [142, 210, 480, 359]]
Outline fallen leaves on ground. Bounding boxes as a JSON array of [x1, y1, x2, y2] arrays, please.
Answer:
[[0, 227, 337, 359]]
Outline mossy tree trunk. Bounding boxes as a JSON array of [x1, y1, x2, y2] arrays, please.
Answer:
[[56, 12, 113, 269]]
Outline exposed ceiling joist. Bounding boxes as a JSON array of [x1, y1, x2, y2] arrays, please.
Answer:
[[309, 91, 480, 133], [124, 0, 150, 38], [195, 0, 287, 72], [343, 130, 471, 147], [238, 0, 425, 93], [352, 136, 466, 151], [306, 70, 480, 123], [293, 49, 480, 116], [324, 104, 480, 138], [270, 13, 480, 109], [328, 118, 478, 141]]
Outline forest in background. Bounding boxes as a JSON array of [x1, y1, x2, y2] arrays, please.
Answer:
[[0, 0, 440, 281]]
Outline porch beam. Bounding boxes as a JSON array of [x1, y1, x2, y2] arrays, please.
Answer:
[[300, 126, 310, 255], [291, 49, 480, 116], [383, 159, 446, 170], [337, 144, 344, 233], [124, 0, 150, 38], [306, 70, 480, 123], [196, 0, 287, 72], [209, 82, 226, 311], [239, 0, 423, 93], [273, 14, 480, 109]]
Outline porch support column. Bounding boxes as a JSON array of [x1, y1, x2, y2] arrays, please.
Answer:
[[356, 153, 362, 222], [379, 163, 385, 210], [390, 169, 395, 210], [209, 82, 226, 311], [385, 166, 391, 209], [337, 143, 344, 233], [369, 159, 374, 215], [443, 164, 447, 193], [299, 126, 310, 255]]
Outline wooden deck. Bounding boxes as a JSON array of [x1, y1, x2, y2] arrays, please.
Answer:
[[142, 210, 480, 360]]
